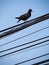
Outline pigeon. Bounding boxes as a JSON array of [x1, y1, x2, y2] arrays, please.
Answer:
[[15, 9, 32, 23]]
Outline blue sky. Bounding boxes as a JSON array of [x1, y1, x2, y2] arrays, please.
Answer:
[[0, 0, 49, 30], [0, 0, 49, 65]]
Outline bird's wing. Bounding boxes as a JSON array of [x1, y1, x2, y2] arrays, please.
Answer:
[[19, 13, 29, 19]]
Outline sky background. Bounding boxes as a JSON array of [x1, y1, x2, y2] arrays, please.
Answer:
[[0, 0, 49, 65]]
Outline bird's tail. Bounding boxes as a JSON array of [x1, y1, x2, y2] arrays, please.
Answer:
[[15, 17, 20, 23], [15, 17, 19, 19]]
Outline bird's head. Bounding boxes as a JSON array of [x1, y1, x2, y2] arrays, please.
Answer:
[[28, 9, 32, 13]]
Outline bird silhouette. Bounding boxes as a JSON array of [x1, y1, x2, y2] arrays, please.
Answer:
[[15, 9, 32, 23]]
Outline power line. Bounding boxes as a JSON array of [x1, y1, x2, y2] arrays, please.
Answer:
[[0, 39, 49, 57], [0, 42, 49, 59], [0, 26, 49, 47], [15, 53, 49, 65], [0, 41, 49, 58], [0, 13, 49, 33], [0, 22, 24, 33], [0, 41, 49, 59], [32, 59, 49, 65], [0, 13, 49, 38], [28, 42, 49, 52], [0, 40, 49, 56], [0, 36, 49, 53], [0, 19, 36, 33]]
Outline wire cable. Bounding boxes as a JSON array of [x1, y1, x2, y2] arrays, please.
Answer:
[[0, 39, 49, 57], [0, 13, 49, 33], [0, 40, 49, 58], [0, 22, 26, 33], [15, 53, 49, 65], [0, 36, 49, 53], [0, 13, 49, 38], [0, 26, 49, 47], [27, 42, 49, 52], [32, 59, 49, 65]]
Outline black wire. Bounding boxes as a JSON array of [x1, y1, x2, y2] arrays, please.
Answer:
[[0, 13, 49, 38], [27, 42, 49, 52], [0, 39, 49, 57], [0, 13, 49, 33], [32, 59, 49, 65], [0, 22, 26, 33], [0, 26, 49, 47], [15, 53, 49, 65], [0, 41, 49, 58], [0, 36, 49, 53]]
